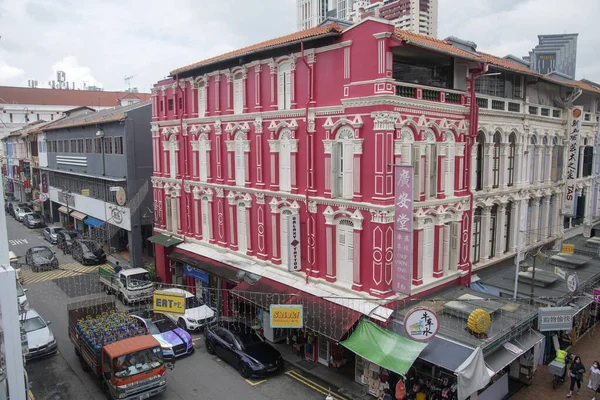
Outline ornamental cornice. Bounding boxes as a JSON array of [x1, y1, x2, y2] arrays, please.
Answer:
[[342, 95, 468, 116], [224, 139, 250, 152], [253, 117, 263, 134], [323, 206, 364, 229], [370, 209, 394, 224], [323, 115, 364, 130], [190, 124, 211, 136]]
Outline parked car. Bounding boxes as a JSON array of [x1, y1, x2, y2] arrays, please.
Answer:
[[205, 320, 283, 378], [25, 246, 59, 272], [23, 213, 44, 229], [43, 226, 64, 244], [56, 230, 81, 254], [15, 206, 33, 222], [71, 239, 107, 265], [160, 288, 216, 331], [17, 280, 29, 311], [10, 202, 28, 218], [22, 309, 57, 360], [132, 310, 194, 360]]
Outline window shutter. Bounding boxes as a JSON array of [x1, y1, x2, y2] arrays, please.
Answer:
[[201, 199, 211, 241], [445, 145, 454, 197], [170, 145, 177, 179], [285, 72, 292, 109], [199, 141, 208, 182], [233, 80, 243, 114], [278, 71, 285, 110], [235, 140, 244, 186], [347, 227, 354, 263], [280, 140, 291, 191], [198, 86, 206, 118], [281, 213, 288, 265], [237, 206, 247, 253], [342, 141, 354, 199]]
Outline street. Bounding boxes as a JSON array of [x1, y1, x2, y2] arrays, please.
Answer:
[[7, 216, 337, 400]]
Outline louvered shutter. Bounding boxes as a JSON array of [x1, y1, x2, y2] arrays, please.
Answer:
[[342, 141, 354, 199], [198, 86, 206, 118], [280, 140, 291, 191], [237, 206, 247, 253], [235, 140, 244, 186], [445, 145, 454, 197], [199, 141, 208, 182], [233, 80, 243, 114]]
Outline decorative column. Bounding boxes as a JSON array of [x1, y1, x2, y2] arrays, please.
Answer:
[[470, 142, 477, 190], [436, 149, 446, 199], [160, 87, 167, 120], [225, 138, 235, 185], [544, 145, 553, 183], [412, 226, 424, 286], [213, 74, 221, 115], [325, 224, 335, 281], [227, 198, 238, 251], [193, 189, 202, 240], [254, 65, 262, 110], [269, 201, 281, 264], [290, 57, 297, 109], [225, 71, 233, 113], [484, 143, 493, 189], [268, 139, 280, 191], [499, 143, 509, 188], [353, 139, 363, 201], [352, 228, 362, 290], [509, 201, 519, 252], [542, 196, 551, 239], [455, 142, 465, 194], [242, 67, 249, 113], [495, 204, 507, 256], [480, 206, 491, 261], [530, 198, 540, 244], [245, 204, 253, 256], [268, 60, 277, 110], [514, 143, 523, 187], [180, 80, 188, 118], [433, 221, 445, 278], [534, 145, 543, 183], [450, 219, 461, 271]]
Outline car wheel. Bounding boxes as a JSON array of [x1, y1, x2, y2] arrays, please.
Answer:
[[205, 340, 215, 355], [238, 362, 252, 379], [177, 318, 188, 331], [104, 285, 112, 295], [33, 266, 39, 273]]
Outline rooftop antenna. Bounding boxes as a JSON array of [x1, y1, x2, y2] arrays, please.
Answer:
[[124, 74, 137, 92]]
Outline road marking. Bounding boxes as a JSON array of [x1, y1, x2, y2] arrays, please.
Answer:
[[245, 378, 267, 386], [192, 337, 204, 342], [21, 263, 105, 285], [285, 370, 349, 400], [9, 238, 28, 246]]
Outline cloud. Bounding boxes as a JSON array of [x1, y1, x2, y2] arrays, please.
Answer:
[[46, 56, 103, 89]]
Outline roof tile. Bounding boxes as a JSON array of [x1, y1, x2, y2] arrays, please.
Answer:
[[170, 23, 344, 75], [392, 28, 482, 61], [0, 86, 151, 107]]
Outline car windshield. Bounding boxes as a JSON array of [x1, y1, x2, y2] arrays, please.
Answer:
[[31, 248, 53, 258], [30, 213, 41, 219], [145, 317, 177, 334], [233, 328, 264, 348], [113, 346, 164, 378], [80, 241, 99, 252], [128, 272, 151, 288], [52, 227, 64, 234], [22, 316, 46, 333], [185, 296, 203, 309]]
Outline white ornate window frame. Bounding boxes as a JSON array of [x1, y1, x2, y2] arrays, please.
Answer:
[[323, 125, 363, 199]]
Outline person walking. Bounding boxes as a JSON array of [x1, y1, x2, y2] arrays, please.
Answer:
[[589, 361, 600, 400], [567, 355, 586, 397]]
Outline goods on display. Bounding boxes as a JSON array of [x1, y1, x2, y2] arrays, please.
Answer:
[[76, 310, 147, 355], [467, 309, 491, 334]]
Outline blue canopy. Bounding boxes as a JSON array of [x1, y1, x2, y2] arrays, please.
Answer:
[[83, 216, 103, 228]]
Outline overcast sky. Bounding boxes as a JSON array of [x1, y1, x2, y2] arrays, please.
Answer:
[[0, 0, 598, 92]]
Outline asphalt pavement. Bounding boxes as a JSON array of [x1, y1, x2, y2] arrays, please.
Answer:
[[7, 215, 333, 400]]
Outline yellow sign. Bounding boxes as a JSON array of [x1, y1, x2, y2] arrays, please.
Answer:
[[153, 291, 185, 315], [270, 305, 303, 328], [562, 244, 575, 254], [81, 189, 90, 197], [467, 309, 491, 334]]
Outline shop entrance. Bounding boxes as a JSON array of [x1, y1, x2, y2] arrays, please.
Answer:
[[318, 337, 329, 365]]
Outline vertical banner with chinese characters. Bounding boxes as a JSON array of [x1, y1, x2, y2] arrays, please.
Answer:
[[393, 165, 414, 294], [287, 214, 301, 272], [564, 107, 583, 216]]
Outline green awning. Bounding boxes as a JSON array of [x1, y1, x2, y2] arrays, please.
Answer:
[[147, 234, 183, 247], [340, 320, 427, 376]]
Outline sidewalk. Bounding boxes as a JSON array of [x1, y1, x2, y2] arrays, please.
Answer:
[[513, 328, 599, 400], [272, 342, 366, 400]]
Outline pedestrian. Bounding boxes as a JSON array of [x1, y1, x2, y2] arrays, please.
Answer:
[[567, 355, 586, 397], [589, 361, 600, 400], [378, 388, 393, 400], [114, 261, 122, 276]]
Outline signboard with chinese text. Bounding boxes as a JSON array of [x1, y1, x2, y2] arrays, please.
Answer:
[[564, 107, 583, 215], [153, 290, 185, 315], [269, 304, 303, 328], [41, 172, 48, 193], [404, 307, 439, 341], [287, 214, 301, 272], [566, 273, 579, 293], [393, 165, 414, 294], [538, 307, 574, 331]]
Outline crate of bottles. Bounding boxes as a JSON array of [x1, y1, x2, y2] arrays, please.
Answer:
[[76, 310, 146, 356]]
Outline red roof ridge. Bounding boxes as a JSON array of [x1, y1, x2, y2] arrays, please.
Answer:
[[170, 22, 344, 75], [392, 27, 482, 61]]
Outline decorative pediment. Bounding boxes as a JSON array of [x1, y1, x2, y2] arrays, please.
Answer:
[[225, 121, 251, 134], [190, 124, 211, 136], [416, 114, 428, 127], [371, 112, 401, 131], [253, 117, 263, 134], [226, 191, 252, 206], [371, 209, 394, 224], [160, 126, 179, 137], [322, 115, 364, 131], [268, 119, 298, 132]]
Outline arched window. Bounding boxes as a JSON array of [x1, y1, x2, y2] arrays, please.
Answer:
[[504, 202, 512, 253], [508, 133, 516, 186], [197, 80, 207, 118], [233, 72, 244, 114], [237, 202, 247, 254], [336, 219, 354, 284], [551, 137, 562, 182], [540, 137, 548, 182], [476, 132, 485, 191], [472, 207, 482, 263], [234, 132, 245, 186], [422, 218, 434, 280], [492, 133, 501, 188], [278, 62, 292, 110], [489, 205, 498, 258], [528, 136, 536, 184], [279, 129, 292, 192], [332, 127, 354, 199]]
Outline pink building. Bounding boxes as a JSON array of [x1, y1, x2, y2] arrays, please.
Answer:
[[150, 18, 484, 331]]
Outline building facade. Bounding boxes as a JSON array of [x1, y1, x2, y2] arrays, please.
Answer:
[[38, 102, 154, 267], [524, 33, 578, 79]]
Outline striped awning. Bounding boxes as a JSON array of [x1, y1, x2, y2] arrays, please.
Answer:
[[58, 206, 69, 214], [70, 210, 87, 221]]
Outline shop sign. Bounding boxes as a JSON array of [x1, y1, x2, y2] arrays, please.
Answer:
[[153, 290, 185, 315], [538, 307, 573, 331], [269, 304, 303, 328], [567, 273, 579, 293], [183, 264, 209, 284], [403, 307, 439, 341], [561, 244, 575, 254], [392, 165, 414, 295], [594, 288, 600, 304], [287, 214, 301, 272], [563, 107, 583, 216], [41, 172, 48, 193], [554, 266, 566, 279], [81, 189, 90, 197]]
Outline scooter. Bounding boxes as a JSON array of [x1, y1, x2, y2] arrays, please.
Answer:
[[549, 352, 572, 389]]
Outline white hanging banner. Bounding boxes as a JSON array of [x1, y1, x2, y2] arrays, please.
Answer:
[[287, 214, 301, 272], [563, 107, 583, 216]]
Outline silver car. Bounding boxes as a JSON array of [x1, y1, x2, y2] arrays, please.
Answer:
[[43, 226, 64, 244], [22, 309, 57, 360], [24, 213, 44, 229], [16, 206, 33, 222]]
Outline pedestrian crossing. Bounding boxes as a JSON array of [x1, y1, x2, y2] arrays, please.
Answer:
[[20, 263, 108, 285]]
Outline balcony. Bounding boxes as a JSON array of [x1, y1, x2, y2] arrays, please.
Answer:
[[395, 81, 465, 105], [476, 95, 564, 121]]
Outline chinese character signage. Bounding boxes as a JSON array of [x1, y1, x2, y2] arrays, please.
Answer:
[[41, 172, 48, 193], [393, 166, 413, 294], [561, 244, 575, 254], [404, 307, 439, 341], [538, 306, 573, 331], [287, 214, 301, 272], [153, 290, 185, 315], [564, 107, 583, 216], [270, 304, 303, 328]]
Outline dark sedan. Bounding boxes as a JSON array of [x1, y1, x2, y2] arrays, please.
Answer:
[[25, 246, 59, 272], [71, 239, 107, 265], [205, 321, 283, 378], [56, 230, 80, 254]]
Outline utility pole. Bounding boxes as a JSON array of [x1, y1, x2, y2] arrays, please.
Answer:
[[0, 194, 27, 400]]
